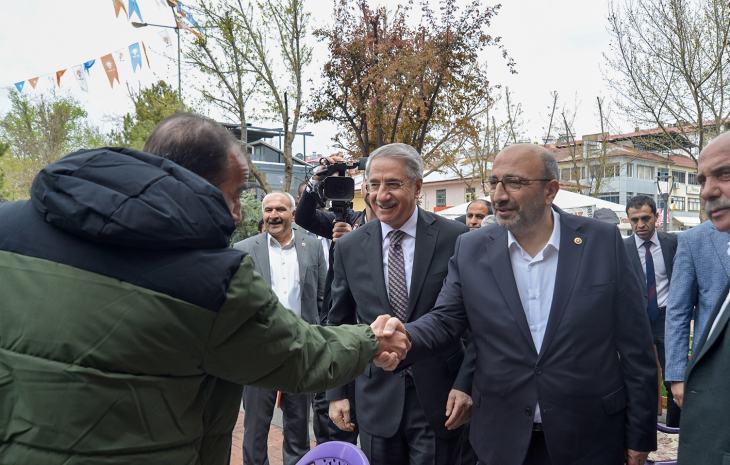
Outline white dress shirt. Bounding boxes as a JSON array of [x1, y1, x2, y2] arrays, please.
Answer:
[[268, 232, 302, 318], [707, 242, 730, 340], [381, 207, 419, 297], [507, 208, 561, 423], [634, 231, 670, 308]]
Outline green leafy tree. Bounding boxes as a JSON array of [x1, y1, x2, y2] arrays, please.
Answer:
[[0, 90, 107, 199], [230, 190, 263, 245], [112, 81, 188, 150], [0, 141, 10, 199]]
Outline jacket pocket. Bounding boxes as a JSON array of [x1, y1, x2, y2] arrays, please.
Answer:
[[425, 270, 448, 284], [578, 281, 614, 297], [602, 386, 626, 415]]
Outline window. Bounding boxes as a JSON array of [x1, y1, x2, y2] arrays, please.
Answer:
[[560, 168, 571, 182], [673, 170, 686, 184], [465, 187, 476, 202], [688, 197, 701, 211], [626, 163, 634, 177], [589, 165, 602, 179], [688, 173, 699, 185], [637, 165, 654, 180], [598, 192, 620, 204], [625, 192, 634, 205], [672, 196, 685, 211], [657, 167, 669, 179], [604, 163, 620, 178], [436, 189, 446, 207]]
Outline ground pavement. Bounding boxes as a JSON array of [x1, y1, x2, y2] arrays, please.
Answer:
[[230, 406, 317, 465]]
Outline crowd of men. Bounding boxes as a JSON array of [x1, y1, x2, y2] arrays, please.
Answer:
[[1, 112, 730, 465]]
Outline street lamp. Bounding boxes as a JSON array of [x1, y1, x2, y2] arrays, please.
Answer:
[[132, 19, 182, 103], [656, 174, 674, 232]]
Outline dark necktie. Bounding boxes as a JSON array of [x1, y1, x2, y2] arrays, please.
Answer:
[[643, 241, 659, 321], [387, 230, 408, 321]]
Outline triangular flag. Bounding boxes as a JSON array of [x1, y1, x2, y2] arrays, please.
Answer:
[[72, 65, 88, 92], [28, 77, 38, 89], [128, 0, 143, 22], [56, 69, 66, 87], [83, 59, 95, 75], [14, 81, 24, 93], [100, 53, 120, 88], [116, 49, 127, 62], [175, 2, 203, 37], [177, 19, 201, 38], [129, 43, 143, 72], [111, 0, 128, 18], [142, 41, 151, 68], [159, 30, 172, 48]]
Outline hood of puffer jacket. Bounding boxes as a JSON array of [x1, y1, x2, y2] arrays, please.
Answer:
[[30, 147, 236, 249]]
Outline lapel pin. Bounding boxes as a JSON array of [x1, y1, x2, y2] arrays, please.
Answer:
[[574, 237, 583, 245], [302, 242, 307, 246]]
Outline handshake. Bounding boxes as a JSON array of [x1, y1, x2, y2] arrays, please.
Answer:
[[370, 315, 411, 371]]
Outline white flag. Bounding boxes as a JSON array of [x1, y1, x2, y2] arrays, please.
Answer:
[[158, 30, 172, 48], [72, 65, 88, 92]]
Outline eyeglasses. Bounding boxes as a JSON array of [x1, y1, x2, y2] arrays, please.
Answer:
[[488, 176, 553, 193], [365, 180, 410, 193]]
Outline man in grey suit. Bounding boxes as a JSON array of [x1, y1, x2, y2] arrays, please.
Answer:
[[677, 131, 730, 464], [234, 192, 327, 465], [664, 219, 730, 411], [327, 143, 473, 465], [623, 195, 680, 426]]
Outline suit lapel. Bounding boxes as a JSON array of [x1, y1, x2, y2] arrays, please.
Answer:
[[711, 225, 730, 278], [293, 230, 309, 284], [486, 227, 536, 353], [538, 210, 585, 362], [627, 236, 646, 285], [659, 233, 675, 282], [253, 235, 272, 285], [406, 209, 437, 320], [691, 277, 730, 369], [364, 222, 392, 315]]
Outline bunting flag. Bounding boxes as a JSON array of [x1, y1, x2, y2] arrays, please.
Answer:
[[166, 0, 179, 6], [129, 43, 143, 72], [100, 53, 120, 88], [159, 29, 172, 47], [111, 0, 128, 18], [28, 77, 38, 89], [14, 81, 24, 93], [175, 2, 203, 38], [142, 41, 151, 68], [116, 49, 127, 62], [83, 59, 95, 75], [56, 70, 66, 87], [128, 0, 143, 22], [72, 65, 89, 92]]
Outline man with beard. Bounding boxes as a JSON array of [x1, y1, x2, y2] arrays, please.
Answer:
[[675, 131, 730, 464], [326, 143, 474, 464], [465, 199, 492, 231], [234, 192, 327, 465], [373, 144, 658, 465]]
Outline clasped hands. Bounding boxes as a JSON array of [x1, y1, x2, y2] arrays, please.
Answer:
[[370, 315, 410, 371]]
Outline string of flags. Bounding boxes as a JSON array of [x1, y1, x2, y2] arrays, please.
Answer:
[[13, 42, 151, 94], [111, 0, 202, 37]]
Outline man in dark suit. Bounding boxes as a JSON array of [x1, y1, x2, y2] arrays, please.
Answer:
[[234, 192, 327, 465], [326, 143, 473, 464], [375, 144, 658, 465], [624, 195, 680, 426], [677, 131, 730, 464]]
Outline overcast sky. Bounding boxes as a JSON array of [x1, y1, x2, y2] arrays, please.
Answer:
[[0, 0, 623, 157]]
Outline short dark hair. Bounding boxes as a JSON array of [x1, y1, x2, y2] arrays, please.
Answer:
[[626, 195, 657, 215], [467, 199, 492, 215], [144, 112, 241, 188], [298, 181, 308, 199]]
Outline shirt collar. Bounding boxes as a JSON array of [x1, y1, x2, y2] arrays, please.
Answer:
[[381, 207, 419, 241], [507, 208, 561, 255], [268, 231, 296, 249], [634, 230, 659, 249]]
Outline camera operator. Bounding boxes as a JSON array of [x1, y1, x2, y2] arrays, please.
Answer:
[[294, 155, 376, 447]]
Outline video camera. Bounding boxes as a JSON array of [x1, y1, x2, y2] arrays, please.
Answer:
[[316, 158, 367, 223]]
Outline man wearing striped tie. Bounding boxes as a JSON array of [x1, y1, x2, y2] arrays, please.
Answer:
[[624, 195, 680, 426]]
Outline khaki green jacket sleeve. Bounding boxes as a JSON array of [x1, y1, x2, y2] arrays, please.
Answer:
[[201, 255, 379, 393]]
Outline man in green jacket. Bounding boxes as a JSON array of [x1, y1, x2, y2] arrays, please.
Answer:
[[0, 113, 407, 464]]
